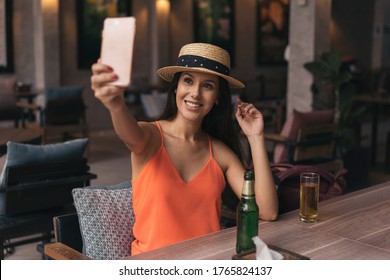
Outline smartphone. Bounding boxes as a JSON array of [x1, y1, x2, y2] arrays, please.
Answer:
[[100, 17, 136, 87]]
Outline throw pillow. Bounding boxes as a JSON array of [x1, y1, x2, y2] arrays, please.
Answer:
[[273, 109, 334, 163], [72, 181, 135, 260], [0, 138, 88, 189]]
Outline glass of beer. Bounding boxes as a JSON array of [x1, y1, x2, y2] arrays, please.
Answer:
[[300, 172, 320, 222]]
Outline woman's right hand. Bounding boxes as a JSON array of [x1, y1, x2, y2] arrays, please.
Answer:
[[90, 60, 126, 112]]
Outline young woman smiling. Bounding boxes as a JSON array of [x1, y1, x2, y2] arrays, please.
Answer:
[[91, 43, 278, 255]]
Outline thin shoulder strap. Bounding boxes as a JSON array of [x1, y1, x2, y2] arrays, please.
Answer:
[[208, 135, 213, 157], [155, 121, 164, 145]]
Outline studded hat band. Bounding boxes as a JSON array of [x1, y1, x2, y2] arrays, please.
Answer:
[[157, 43, 245, 88], [176, 55, 230, 76]]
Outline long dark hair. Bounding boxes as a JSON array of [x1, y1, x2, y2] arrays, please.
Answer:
[[159, 72, 247, 166]]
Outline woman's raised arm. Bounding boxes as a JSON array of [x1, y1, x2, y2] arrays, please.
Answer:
[[90, 61, 151, 154]]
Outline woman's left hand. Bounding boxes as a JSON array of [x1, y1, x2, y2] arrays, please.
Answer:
[[235, 99, 265, 137]]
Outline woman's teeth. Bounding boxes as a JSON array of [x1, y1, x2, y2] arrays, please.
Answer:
[[185, 101, 201, 108]]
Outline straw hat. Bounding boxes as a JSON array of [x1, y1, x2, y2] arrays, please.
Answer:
[[157, 43, 245, 88]]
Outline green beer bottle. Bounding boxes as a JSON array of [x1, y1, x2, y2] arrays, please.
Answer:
[[236, 170, 259, 253]]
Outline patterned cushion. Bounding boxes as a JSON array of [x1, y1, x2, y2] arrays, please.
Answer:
[[72, 181, 135, 260], [273, 109, 334, 163]]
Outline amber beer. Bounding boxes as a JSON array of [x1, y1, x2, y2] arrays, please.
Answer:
[[300, 173, 320, 222], [236, 170, 259, 253]]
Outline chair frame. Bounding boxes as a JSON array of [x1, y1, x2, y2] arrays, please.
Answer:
[[290, 123, 337, 162], [0, 158, 96, 259], [17, 97, 88, 144], [265, 123, 342, 172], [0, 76, 22, 127], [42, 204, 238, 260], [40, 213, 90, 260], [44, 242, 90, 260], [254, 101, 286, 133]]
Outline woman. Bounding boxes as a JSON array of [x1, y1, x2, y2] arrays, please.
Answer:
[[91, 43, 278, 255]]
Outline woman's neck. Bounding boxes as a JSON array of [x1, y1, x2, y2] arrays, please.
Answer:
[[162, 117, 205, 141]]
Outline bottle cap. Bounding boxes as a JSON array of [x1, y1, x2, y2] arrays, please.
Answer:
[[244, 170, 254, 180], [242, 170, 255, 196]]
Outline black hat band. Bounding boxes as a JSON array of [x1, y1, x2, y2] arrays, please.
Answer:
[[176, 55, 230, 76]]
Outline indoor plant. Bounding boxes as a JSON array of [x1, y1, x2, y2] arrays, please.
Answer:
[[303, 50, 366, 155], [304, 50, 369, 188]]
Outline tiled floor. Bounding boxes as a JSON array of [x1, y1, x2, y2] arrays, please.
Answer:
[[3, 117, 390, 260]]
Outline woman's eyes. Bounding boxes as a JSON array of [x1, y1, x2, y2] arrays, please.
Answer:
[[203, 82, 214, 89], [183, 77, 214, 90], [183, 77, 193, 84], [184, 77, 215, 90]]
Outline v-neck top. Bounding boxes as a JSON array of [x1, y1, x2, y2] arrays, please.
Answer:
[[131, 121, 226, 255]]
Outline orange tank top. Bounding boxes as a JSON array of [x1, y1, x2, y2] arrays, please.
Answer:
[[131, 121, 226, 255]]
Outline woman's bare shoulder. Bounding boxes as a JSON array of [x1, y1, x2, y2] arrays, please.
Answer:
[[138, 120, 156, 130], [136, 121, 161, 146], [211, 137, 241, 171], [131, 121, 162, 176], [210, 137, 230, 152]]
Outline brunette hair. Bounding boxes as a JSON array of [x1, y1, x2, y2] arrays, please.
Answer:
[[159, 73, 246, 166]]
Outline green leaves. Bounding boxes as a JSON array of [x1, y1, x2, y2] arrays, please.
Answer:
[[304, 50, 367, 154], [339, 83, 365, 124], [303, 50, 352, 87]]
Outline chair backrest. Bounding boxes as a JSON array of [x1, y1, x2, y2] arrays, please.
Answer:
[[292, 123, 337, 162], [272, 109, 334, 163], [45, 98, 86, 125], [43, 86, 86, 125], [0, 76, 20, 123], [254, 100, 286, 133], [0, 75, 17, 95], [1, 158, 97, 216], [140, 93, 167, 119], [44, 181, 133, 260]]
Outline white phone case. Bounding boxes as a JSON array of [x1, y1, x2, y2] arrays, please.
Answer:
[[100, 17, 136, 87]]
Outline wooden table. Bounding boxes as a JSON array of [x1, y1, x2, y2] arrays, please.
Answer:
[[355, 94, 390, 165], [0, 128, 42, 155], [17, 92, 38, 103], [127, 182, 390, 260]]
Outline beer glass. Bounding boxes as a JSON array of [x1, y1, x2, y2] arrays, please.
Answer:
[[300, 172, 320, 222]]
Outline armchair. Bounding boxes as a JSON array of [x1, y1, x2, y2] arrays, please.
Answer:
[[0, 139, 96, 259], [42, 181, 134, 260], [43, 213, 89, 260], [0, 75, 21, 127], [254, 99, 286, 133], [265, 109, 343, 173], [17, 86, 88, 143]]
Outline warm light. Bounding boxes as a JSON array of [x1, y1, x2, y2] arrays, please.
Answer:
[[156, 0, 170, 14], [41, 0, 58, 11]]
